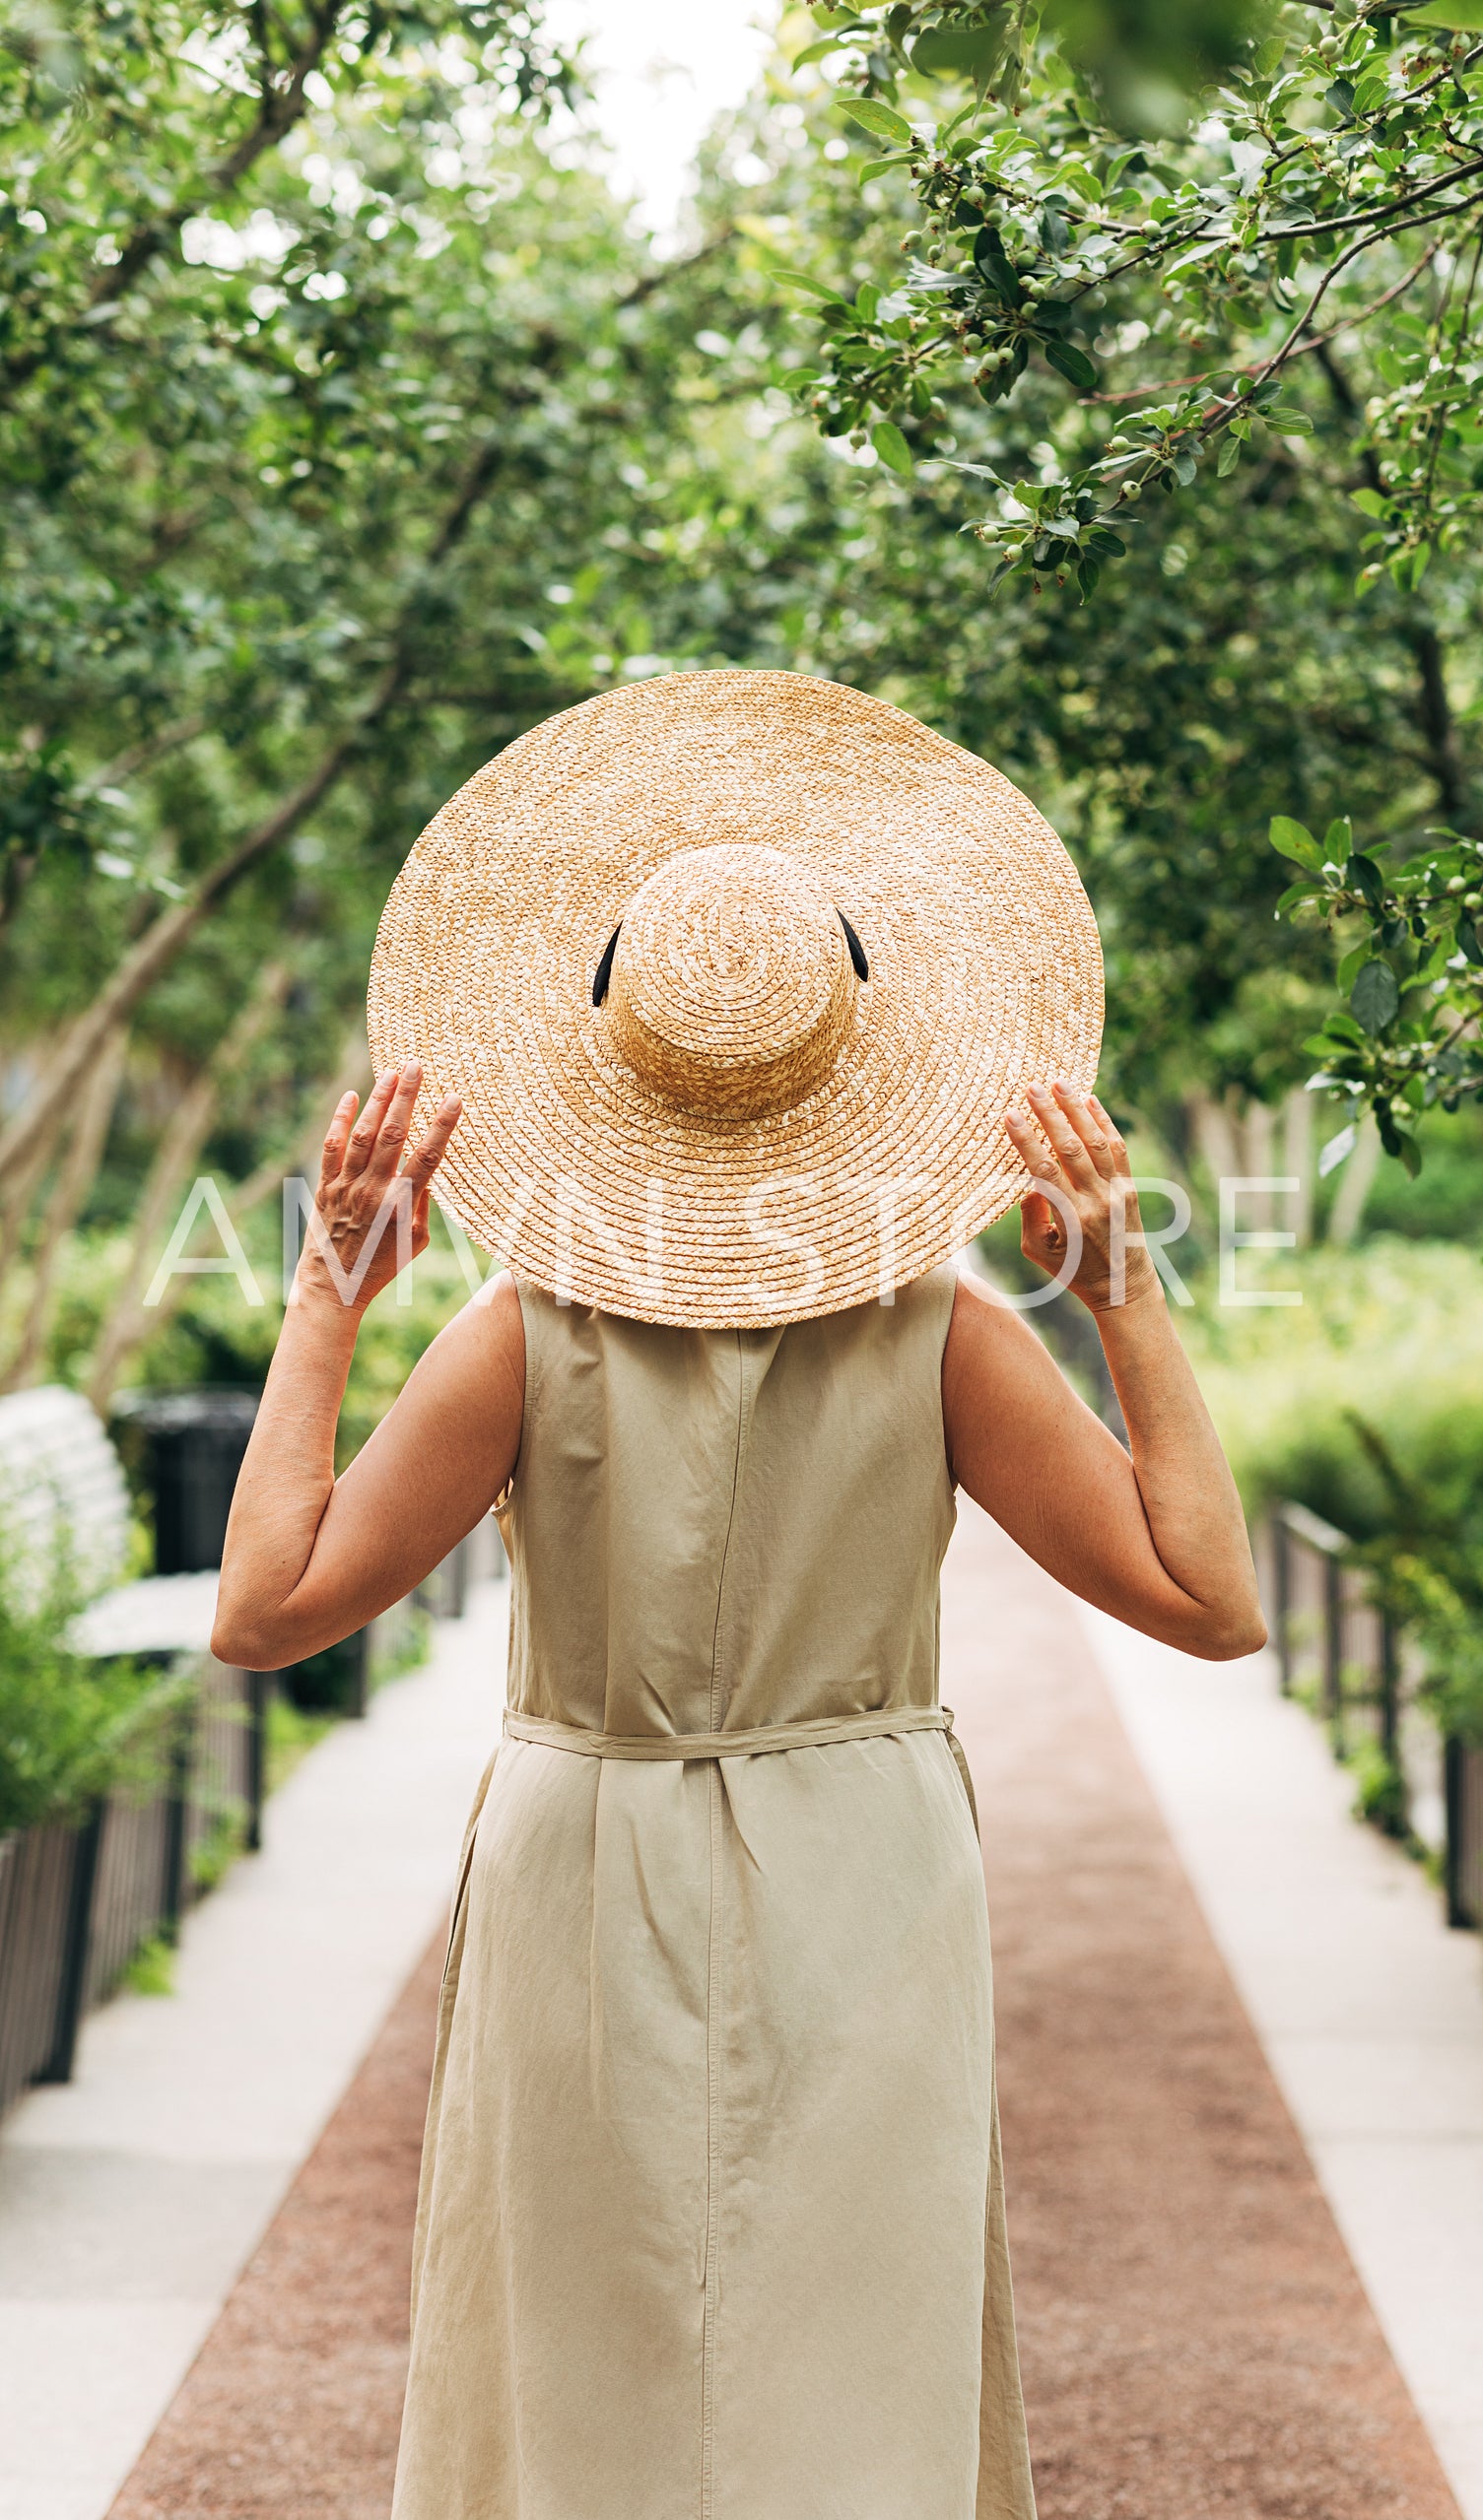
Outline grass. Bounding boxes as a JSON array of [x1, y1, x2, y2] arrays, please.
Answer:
[[266, 1691, 338, 1794], [122, 1935, 175, 1997]]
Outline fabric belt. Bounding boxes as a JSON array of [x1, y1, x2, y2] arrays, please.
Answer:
[[502, 1703, 978, 1830], [504, 1705, 950, 1760]]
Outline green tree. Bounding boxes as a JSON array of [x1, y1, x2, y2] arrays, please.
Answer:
[[767, 1, 1483, 1165], [0, 3, 735, 1384]]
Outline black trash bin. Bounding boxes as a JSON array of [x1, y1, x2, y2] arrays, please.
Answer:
[[110, 1387, 261, 1573]]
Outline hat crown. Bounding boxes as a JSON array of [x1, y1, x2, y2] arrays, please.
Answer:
[[603, 844, 858, 1120]]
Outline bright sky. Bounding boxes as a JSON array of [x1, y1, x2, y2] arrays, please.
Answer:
[[544, 0, 779, 242]]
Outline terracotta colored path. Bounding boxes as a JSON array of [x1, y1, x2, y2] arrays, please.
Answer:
[[110, 1504, 1459, 2520]]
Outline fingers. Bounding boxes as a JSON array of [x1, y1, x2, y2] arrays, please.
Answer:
[[1052, 1081, 1115, 1177], [1004, 1105, 1061, 1185], [1086, 1092, 1130, 1174], [402, 1093, 463, 1192], [343, 1058, 450, 1187], [343, 1065, 404, 1179], [362, 1061, 426, 1184], [1032, 1081, 1111, 1184], [319, 1089, 360, 1188]]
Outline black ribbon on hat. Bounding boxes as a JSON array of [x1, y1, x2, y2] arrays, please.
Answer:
[[591, 910, 868, 1008]]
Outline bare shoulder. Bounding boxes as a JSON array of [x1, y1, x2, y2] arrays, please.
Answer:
[[942, 1268, 1055, 1390], [443, 1267, 523, 1378], [940, 1268, 1085, 1492], [396, 1267, 526, 1440]]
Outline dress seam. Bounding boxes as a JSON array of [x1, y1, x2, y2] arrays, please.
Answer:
[[701, 1334, 757, 2520]]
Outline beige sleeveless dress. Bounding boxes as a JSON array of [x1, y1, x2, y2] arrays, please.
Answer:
[[392, 1263, 1037, 2520]]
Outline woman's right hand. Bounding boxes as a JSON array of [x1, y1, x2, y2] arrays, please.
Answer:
[[298, 1058, 462, 1316]]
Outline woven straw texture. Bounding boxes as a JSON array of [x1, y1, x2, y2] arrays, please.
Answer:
[[367, 668, 1103, 1327]]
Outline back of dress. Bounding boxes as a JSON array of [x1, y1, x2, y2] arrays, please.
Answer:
[[393, 1264, 1038, 2520], [506, 1263, 958, 1739]]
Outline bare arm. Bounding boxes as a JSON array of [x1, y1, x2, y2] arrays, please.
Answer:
[[942, 1081, 1265, 1661], [212, 1062, 525, 1670]]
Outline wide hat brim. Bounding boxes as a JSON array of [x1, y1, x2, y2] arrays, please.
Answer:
[[367, 669, 1103, 1328]]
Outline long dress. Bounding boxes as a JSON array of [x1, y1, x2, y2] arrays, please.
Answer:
[[392, 1263, 1038, 2520]]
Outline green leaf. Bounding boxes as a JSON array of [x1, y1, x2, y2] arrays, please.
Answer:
[[1349, 851, 1386, 909], [1322, 1012, 1369, 1047], [974, 225, 1023, 303], [792, 34, 847, 67], [1350, 489, 1389, 519], [1404, 0, 1483, 26], [857, 158, 909, 185], [774, 269, 848, 304], [1269, 815, 1323, 870], [1264, 407, 1314, 434], [1043, 338, 1097, 392], [1351, 961, 1399, 1035], [1217, 433, 1243, 477], [1335, 941, 1372, 992], [910, 20, 1008, 87], [1323, 818, 1353, 863], [1276, 879, 1325, 915], [855, 283, 880, 322], [1399, 1133, 1424, 1179], [842, 100, 913, 146], [872, 420, 912, 474]]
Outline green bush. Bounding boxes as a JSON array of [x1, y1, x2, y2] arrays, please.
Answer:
[[1182, 1237, 1483, 1744], [0, 1562, 185, 1835]]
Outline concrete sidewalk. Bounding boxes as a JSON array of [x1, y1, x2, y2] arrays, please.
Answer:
[[1083, 1599, 1483, 2520], [0, 1579, 506, 2520]]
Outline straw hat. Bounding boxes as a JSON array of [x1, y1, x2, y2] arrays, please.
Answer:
[[367, 669, 1102, 1328]]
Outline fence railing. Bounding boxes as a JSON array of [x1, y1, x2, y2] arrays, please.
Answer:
[[1258, 1502, 1482, 1932], [0, 1521, 505, 2126], [0, 1657, 271, 2116]]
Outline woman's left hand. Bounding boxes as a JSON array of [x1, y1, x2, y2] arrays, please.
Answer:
[[1004, 1080, 1158, 1317]]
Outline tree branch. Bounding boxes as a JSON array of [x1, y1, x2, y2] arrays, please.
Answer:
[[0, 0, 350, 405], [87, 960, 293, 1408], [1314, 338, 1473, 828], [0, 426, 506, 1183]]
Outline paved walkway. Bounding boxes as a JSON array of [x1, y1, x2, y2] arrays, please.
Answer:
[[0, 1585, 504, 2520], [3, 1511, 1477, 2517], [1085, 1593, 1483, 2515]]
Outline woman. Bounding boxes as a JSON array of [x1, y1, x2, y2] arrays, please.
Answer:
[[215, 673, 1262, 2520]]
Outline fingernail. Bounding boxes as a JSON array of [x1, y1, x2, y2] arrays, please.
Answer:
[[405, 1057, 423, 1080]]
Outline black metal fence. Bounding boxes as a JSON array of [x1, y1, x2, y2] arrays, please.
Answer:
[[0, 1522, 504, 2126], [1259, 1502, 1482, 1930], [1446, 1736, 1483, 1931], [0, 1657, 271, 2119], [0, 1823, 79, 2116]]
